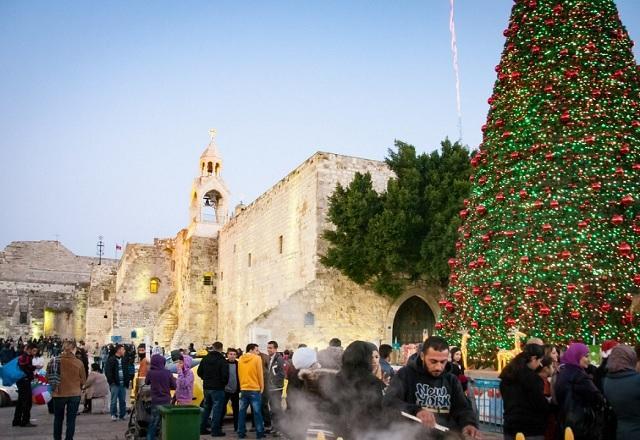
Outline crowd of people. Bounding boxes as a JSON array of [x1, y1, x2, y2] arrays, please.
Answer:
[[3, 333, 640, 440], [498, 338, 640, 440]]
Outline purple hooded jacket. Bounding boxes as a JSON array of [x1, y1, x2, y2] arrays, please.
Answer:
[[145, 354, 176, 405], [175, 355, 194, 404]]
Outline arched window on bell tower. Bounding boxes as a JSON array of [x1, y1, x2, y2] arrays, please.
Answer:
[[202, 189, 223, 223], [207, 162, 213, 176]]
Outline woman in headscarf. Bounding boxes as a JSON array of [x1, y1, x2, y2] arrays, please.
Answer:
[[554, 342, 605, 440], [603, 345, 640, 440]]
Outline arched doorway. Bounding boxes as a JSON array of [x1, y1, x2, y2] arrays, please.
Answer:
[[392, 296, 435, 345]]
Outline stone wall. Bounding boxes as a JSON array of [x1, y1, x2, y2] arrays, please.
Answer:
[[112, 240, 175, 345], [161, 231, 218, 349], [217, 152, 395, 347], [0, 241, 114, 340], [84, 261, 118, 345], [250, 270, 392, 350]]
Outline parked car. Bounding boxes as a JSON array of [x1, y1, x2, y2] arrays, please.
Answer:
[[0, 377, 18, 407]]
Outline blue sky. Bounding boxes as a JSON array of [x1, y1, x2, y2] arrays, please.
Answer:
[[1, 1, 639, 257]]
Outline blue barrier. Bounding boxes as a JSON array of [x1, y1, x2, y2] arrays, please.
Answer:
[[470, 378, 503, 433]]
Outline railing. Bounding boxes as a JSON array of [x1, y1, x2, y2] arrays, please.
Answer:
[[471, 378, 503, 433]]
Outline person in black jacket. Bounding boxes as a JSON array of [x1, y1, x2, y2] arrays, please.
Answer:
[[499, 343, 552, 439], [223, 348, 240, 433], [266, 340, 286, 436], [12, 343, 38, 427], [384, 336, 481, 438], [104, 344, 133, 420], [197, 341, 229, 436], [555, 343, 605, 440]]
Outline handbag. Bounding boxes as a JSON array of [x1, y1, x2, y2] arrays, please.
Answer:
[[561, 379, 603, 440]]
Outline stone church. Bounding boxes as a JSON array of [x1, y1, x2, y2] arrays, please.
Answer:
[[0, 132, 443, 350]]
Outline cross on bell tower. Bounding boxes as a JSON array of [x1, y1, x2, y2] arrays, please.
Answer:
[[188, 129, 231, 238]]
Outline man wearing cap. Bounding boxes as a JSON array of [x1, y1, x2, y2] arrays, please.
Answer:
[[595, 340, 619, 391]]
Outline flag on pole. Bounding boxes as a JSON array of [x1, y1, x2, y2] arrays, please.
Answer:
[[115, 244, 122, 251]]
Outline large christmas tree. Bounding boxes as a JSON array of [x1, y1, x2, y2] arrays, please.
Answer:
[[441, 0, 640, 366]]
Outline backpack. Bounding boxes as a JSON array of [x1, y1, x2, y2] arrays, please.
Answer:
[[46, 356, 61, 392], [0, 357, 25, 386]]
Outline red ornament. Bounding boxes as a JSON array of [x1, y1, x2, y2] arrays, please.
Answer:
[[495, 119, 505, 128], [502, 131, 512, 139], [618, 242, 632, 256], [620, 143, 630, 155], [550, 200, 559, 209], [471, 321, 479, 329], [611, 214, 624, 225], [519, 189, 528, 199], [632, 120, 640, 128], [435, 322, 443, 330], [552, 4, 563, 14], [560, 250, 571, 259], [585, 41, 596, 52], [504, 231, 516, 238], [445, 302, 455, 313], [560, 111, 571, 123], [578, 220, 588, 228], [601, 303, 612, 313], [506, 317, 516, 327], [633, 274, 640, 286], [477, 256, 486, 266], [525, 286, 536, 296], [476, 205, 487, 215], [520, 256, 530, 264], [531, 45, 541, 55], [482, 234, 490, 242], [496, 192, 505, 202], [533, 200, 543, 209], [542, 223, 553, 232], [545, 152, 554, 161], [615, 167, 624, 177], [564, 69, 578, 79], [460, 209, 469, 219], [544, 84, 553, 93], [473, 286, 482, 295], [438, 299, 448, 307], [483, 294, 492, 303], [448, 258, 458, 268], [591, 89, 602, 98], [591, 181, 602, 191], [584, 135, 596, 144], [492, 281, 502, 288], [613, 69, 624, 80], [570, 310, 580, 319], [621, 195, 634, 206], [540, 306, 551, 316], [567, 284, 577, 292]]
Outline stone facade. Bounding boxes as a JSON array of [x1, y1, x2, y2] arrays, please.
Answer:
[[2, 137, 442, 350], [217, 152, 414, 349], [0, 241, 113, 340]]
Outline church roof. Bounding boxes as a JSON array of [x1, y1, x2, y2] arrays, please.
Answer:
[[200, 129, 221, 160]]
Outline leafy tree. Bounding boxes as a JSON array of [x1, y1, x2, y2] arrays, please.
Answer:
[[322, 139, 472, 298]]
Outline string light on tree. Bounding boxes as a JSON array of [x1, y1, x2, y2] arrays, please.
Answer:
[[440, 0, 640, 366]]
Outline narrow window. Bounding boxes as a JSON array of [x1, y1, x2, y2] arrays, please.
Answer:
[[171, 260, 176, 272], [19, 311, 28, 324], [220, 272, 224, 281], [233, 244, 236, 253], [278, 235, 283, 254], [207, 162, 213, 175], [149, 278, 160, 294], [304, 312, 315, 327], [203, 273, 213, 286], [248, 253, 252, 267], [103, 289, 110, 301]]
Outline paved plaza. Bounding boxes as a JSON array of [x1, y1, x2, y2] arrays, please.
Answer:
[[0, 403, 503, 440]]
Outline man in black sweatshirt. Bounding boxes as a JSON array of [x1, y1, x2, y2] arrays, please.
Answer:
[[197, 341, 229, 436], [384, 336, 482, 439]]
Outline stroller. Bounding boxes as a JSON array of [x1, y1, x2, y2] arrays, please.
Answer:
[[125, 381, 153, 439]]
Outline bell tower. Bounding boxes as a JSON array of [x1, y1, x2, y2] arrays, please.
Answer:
[[188, 129, 230, 237]]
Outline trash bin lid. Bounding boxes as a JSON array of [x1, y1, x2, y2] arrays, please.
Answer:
[[158, 405, 202, 415]]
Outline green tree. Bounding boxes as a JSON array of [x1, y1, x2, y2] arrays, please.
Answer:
[[442, 0, 640, 366], [322, 139, 472, 298]]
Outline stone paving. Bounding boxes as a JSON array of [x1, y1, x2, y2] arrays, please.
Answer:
[[0, 403, 502, 440]]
